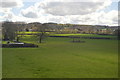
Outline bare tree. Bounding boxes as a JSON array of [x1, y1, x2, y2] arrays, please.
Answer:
[[36, 23, 48, 43], [2, 22, 18, 41]]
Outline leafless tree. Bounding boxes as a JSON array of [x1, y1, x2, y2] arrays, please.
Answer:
[[36, 23, 48, 43], [2, 22, 18, 41]]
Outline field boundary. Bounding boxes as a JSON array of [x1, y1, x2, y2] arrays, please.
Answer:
[[49, 36, 118, 40]]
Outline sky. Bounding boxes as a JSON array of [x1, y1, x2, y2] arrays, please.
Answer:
[[0, 0, 119, 26]]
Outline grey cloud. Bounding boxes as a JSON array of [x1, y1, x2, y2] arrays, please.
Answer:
[[22, 12, 38, 18], [0, 0, 23, 8], [1, 2, 17, 8], [41, 2, 104, 16]]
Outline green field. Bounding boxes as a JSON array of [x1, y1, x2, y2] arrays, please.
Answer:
[[18, 32, 117, 38], [2, 35, 118, 78], [50, 33, 117, 38]]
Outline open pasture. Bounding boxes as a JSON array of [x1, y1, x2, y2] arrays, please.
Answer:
[[2, 35, 118, 78]]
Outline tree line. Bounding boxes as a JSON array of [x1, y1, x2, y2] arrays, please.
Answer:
[[2, 22, 48, 43]]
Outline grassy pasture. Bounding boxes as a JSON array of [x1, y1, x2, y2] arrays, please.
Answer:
[[50, 33, 117, 38], [17, 32, 117, 39], [2, 35, 118, 78]]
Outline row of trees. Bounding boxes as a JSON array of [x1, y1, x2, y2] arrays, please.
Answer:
[[2, 22, 48, 43], [2, 21, 119, 43]]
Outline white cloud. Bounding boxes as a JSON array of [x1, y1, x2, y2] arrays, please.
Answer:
[[0, 0, 23, 21], [98, 10, 118, 26], [45, 10, 118, 26], [0, 0, 117, 26], [20, 3, 45, 18], [3, 12, 13, 19], [21, 0, 112, 18], [21, 7, 38, 18], [46, 15, 71, 23], [0, 10, 23, 22], [0, 8, 11, 14]]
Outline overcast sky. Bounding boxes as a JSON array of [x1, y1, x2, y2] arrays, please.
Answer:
[[0, 0, 119, 26]]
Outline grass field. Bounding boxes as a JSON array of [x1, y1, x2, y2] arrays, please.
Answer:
[[18, 32, 117, 39], [2, 35, 118, 78], [50, 33, 117, 38]]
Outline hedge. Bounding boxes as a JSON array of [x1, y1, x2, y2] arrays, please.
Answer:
[[2, 43, 38, 48]]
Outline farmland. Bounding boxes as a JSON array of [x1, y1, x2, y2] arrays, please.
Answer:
[[1, 1, 119, 78], [2, 34, 118, 78]]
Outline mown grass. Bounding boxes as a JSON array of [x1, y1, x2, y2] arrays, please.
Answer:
[[2, 36, 118, 78]]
